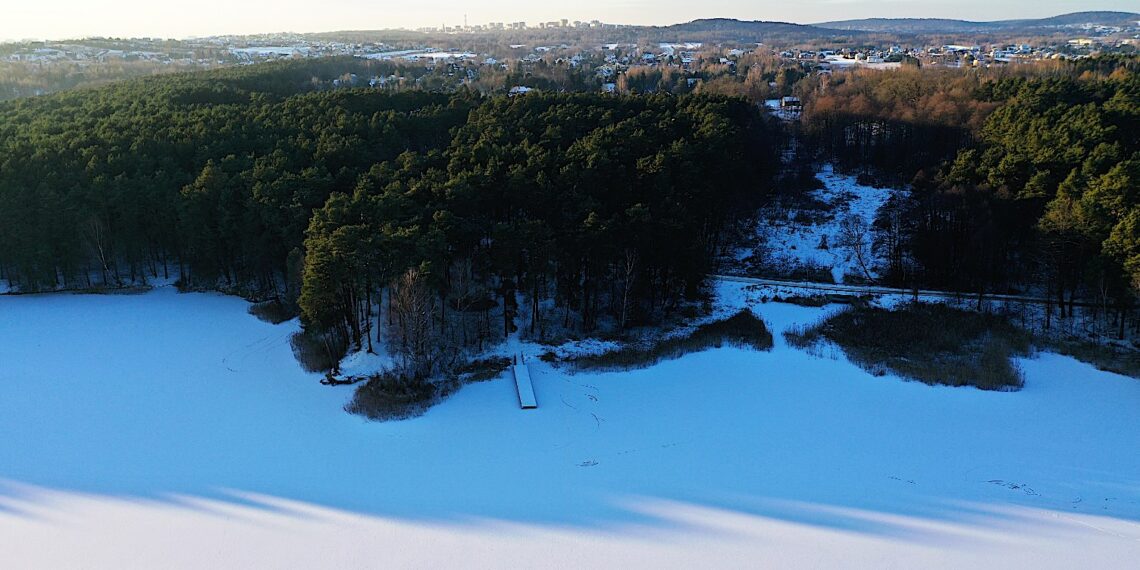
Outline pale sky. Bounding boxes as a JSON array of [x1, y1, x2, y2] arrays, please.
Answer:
[[3, 0, 1135, 41]]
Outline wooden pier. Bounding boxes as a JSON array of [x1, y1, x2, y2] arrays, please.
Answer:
[[513, 361, 537, 409]]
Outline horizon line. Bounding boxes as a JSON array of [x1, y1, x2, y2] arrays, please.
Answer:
[[2, 9, 1137, 44]]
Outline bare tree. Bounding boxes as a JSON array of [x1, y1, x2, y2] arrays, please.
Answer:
[[620, 249, 638, 330], [83, 215, 118, 286], [390, 267, 439, 380], [874, 194, 912, 286], [836, 214, 874, 282]]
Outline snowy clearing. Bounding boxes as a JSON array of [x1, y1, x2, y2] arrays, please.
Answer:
[[1, 284, 1138, 568], [751, 164, 903, 283]]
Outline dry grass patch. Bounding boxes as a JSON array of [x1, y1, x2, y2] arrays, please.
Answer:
[[786, 303, 1031, 390], [572, 309, 774, 371]]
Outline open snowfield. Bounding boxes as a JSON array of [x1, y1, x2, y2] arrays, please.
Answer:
[[1, 284, 1139, 569]]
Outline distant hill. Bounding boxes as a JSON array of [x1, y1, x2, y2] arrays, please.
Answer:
[[305, 19, 863, 47], [651, 18, 864, 42], [1003, 11, 1140, 27], [815, 11, 1140, 34]]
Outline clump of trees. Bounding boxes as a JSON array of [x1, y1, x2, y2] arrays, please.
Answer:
[[910, 70, 1140, 332], [298, 92, 777, 378], [0, 59, 474, 294], [800, 67, 1000, 182], [790, 56, 1140, 341], [0, 60, 778, 382], [801, 58, 1140, 337]]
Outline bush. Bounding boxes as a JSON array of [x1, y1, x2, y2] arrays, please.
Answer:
[[781, 261, 836, 283], [290, 329, 349, 373], [573, 309, 773, 371], [345, 372, 442, 421], [248, 300, 297, 324], [771, 294, 831, 307], [346, 356, 514, 421], [453, 356, 512, 382], [785, 303, 1030, 390], [792, 210, 831, 225]]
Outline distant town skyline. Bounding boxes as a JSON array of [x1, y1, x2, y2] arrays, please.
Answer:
[[4, 1, 1137, 41]]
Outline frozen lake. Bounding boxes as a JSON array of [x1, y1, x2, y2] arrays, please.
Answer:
[[1, 284, 1138, 568]]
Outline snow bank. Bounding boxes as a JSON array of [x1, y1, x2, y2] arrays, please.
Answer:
[[0, 285, 1137, 568]]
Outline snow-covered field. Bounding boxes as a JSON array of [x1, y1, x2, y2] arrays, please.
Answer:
[[363, 50, 476, 61], [752, 164, 903, 283], [231, 46, 311, 57], [1, 284, 1138, 569]]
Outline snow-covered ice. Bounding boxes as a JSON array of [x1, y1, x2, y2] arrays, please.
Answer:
[[1, 284, 1138, 568]]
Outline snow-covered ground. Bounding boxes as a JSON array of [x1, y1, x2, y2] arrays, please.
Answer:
[[763, 98, 801, 121], [824, 55, 903, 70], [0, 270, 179, 295], [363, 50, 476, 61], [750, 164, 903, 283], [1, 284, 1138, 569], [231, 46, 310, 57]]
